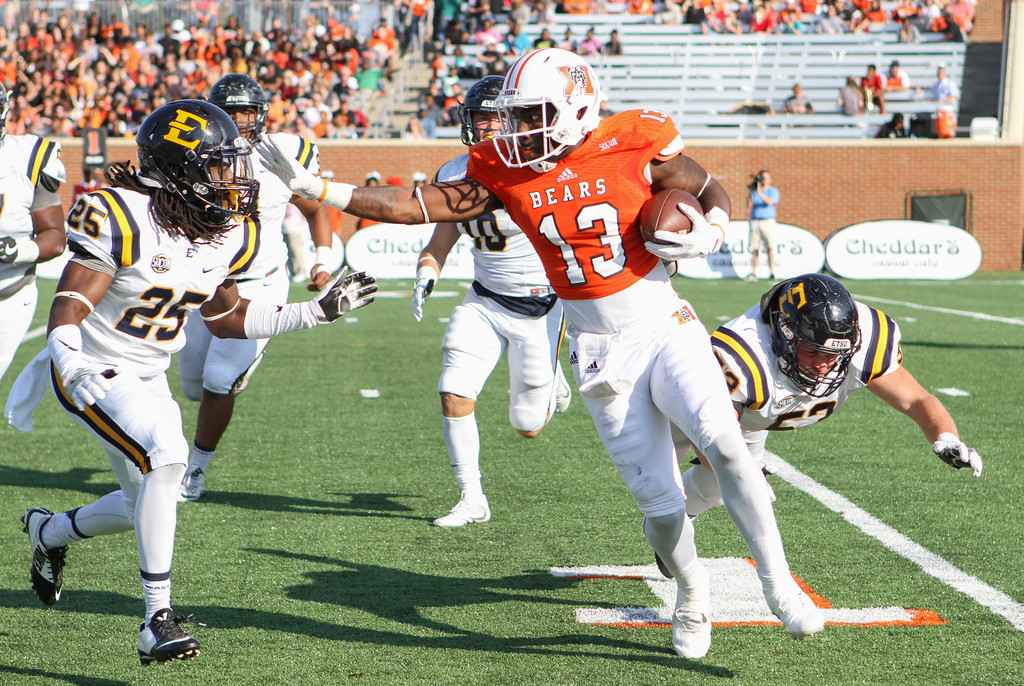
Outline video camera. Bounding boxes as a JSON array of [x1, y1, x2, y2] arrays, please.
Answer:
[[748, 171, 766, 191]]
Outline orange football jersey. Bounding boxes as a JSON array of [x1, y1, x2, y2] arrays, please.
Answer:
[[468, 110, 682, 300]]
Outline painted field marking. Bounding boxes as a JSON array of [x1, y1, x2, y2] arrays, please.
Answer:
[[763, 451, 1024, 633], [853, 295, 1024, 326], [550, 558, 942, 628]]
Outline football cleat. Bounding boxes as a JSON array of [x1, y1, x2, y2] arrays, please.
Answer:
[[138, 608, 202, 665], [672, 563, 712, 659], [178, 466, 206, 502], [22, 507, 67, 606], [764, 586, 824, 639], [554, 363, 572, 413], [432, 496, 490, 528]]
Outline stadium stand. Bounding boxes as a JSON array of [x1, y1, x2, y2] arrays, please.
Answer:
[[439, 5, 969, 139]]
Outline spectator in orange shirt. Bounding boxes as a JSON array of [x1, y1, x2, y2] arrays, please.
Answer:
[[628, 0, 654, 15], [564, 0, 591, 14], [865, 1, 887, 24]]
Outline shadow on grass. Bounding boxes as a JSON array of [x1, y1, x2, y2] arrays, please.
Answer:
[[0, 465, 114, 498], [191, 490, 427, 519], [0, 561, 734, 677], [0, 667, 126, 686]]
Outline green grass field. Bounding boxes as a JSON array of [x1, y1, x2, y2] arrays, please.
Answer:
[[1, 274, 1022, 686]]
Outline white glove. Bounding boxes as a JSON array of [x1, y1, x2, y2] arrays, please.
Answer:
[[315, 267, 378, 322], [0, 236, 40, 265], [47, 325, 116, 410], [255, 134, 324, 200], [932, 432, 983, 477], [411, 265, 437, 322], [643, 203, 725, 260]]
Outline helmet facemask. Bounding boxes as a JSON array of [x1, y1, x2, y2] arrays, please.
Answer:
[[492, 48, 602, 172], [766, 274, 862, 398], [143, 134, 258, 224], [774, 319, 860, 397], [223, 105, 266, 143]]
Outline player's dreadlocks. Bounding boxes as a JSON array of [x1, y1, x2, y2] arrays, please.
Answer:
[[106, 161, 233, 244]]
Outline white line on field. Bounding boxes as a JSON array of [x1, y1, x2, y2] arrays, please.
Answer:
[[22, 325, 47, 343], [763, 451, 1024, 632], [853, 295, 1024, 326]]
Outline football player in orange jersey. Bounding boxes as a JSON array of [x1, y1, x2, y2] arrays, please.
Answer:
[[257, 48, 823, 658]]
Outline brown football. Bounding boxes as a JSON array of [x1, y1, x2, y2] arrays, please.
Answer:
[[639, 188, 703, 244]]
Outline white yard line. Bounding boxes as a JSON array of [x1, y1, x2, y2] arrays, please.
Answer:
[[764, 451, 1024, 632], [854, 295, 1024, 326]]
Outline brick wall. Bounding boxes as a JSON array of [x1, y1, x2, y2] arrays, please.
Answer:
[[74, 137, 1022, 271]]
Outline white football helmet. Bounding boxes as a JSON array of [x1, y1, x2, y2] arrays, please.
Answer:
[[493, 48, 603, 172]]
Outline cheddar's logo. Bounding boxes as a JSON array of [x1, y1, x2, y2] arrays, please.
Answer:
[[163, 109, 208, 150]]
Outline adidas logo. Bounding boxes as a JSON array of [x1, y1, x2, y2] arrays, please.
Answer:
[[569, 351, 578, 366], [585, 360, 600, 374], [555, 167, 578, 183]]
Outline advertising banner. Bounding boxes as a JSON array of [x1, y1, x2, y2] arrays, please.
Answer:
[[674, 221, 825, 280], [344, 223, 476, 279], [824, 221, 982, 280]]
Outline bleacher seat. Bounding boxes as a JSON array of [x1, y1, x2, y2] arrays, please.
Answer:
[[441, 12, 966, 140]]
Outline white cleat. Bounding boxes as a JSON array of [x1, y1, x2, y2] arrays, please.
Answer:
[[765, 586, 825, 639], [672, 563, 712, 658], [178, 466, 206, 502], [554, 363, 572, 413], [432, 496, 490, 527]]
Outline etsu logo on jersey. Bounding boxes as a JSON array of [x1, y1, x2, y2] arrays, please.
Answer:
[[151, 254, 172, 273], [599, 138, 618, 152], [530, 178, 606, 208]]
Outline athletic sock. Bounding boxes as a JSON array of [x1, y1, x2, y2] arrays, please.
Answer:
[[442, 413, 483, 501], [188, 444, 216, 473]]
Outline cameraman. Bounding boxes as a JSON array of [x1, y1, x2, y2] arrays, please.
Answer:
[[746, 170, 779, 280]]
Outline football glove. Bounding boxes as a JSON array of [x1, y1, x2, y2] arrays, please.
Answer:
[[255, 134, 325, 201], [47, 325, 116, 410], [643, 203, 725, 261], [0, 236, 39, 265], [411, 265, 437, 322], [315, 267, 377, 322], [932, 432, 983, 477]]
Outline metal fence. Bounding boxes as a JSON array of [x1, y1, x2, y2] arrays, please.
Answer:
[[3, 1, 389, 38]]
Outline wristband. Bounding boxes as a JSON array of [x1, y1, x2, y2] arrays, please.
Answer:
[[313, 245, 334, 267], [320, 181, 356, 210], [416, 265, 439, 283]]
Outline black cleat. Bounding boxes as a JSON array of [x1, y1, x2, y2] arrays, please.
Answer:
[[22, 507, 67, 606], [138, 609, 202, 666]]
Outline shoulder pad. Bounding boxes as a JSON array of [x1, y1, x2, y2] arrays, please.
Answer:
[[66, 189, 140, 269], [28, 138, 67, 190]]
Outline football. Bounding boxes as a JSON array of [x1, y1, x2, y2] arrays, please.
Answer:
[[639, 188, 703, 244]]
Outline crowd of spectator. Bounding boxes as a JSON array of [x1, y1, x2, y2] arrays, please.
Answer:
[[0, 4, 418, 142]]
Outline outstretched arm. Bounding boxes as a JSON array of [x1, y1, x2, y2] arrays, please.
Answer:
[[868, 367, 982, 476], [202, 269, 377, 340], [257, 134, 501, 223]]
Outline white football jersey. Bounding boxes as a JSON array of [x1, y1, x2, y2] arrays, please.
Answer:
[[245, 132, 319, 278], [0, 134, 66, 287], [65, 187, 257, 377], [711, 302, 903, 456], [435, 153, 552, 298]]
